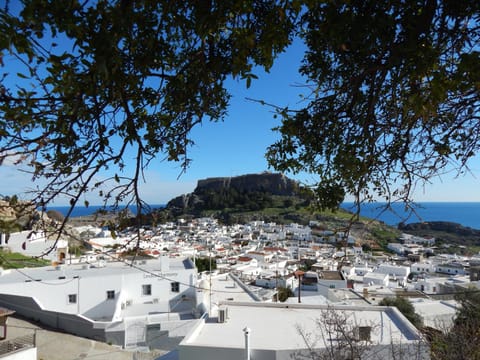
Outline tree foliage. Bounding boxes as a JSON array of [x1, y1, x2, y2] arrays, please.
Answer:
[[294, 306, 428, 360], [267, 0, 480, 212], [1, 0, 480, 224], [0, 0, 298, 218], [275, 286, 293, 302], [195, 256, 217, 273], [429, 289, 480, 359], [379, 296, 423, 329]]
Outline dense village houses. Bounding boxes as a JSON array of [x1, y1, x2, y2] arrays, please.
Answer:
[[1, 211, 480, 358]]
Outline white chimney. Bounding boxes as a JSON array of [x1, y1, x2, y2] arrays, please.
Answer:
[[243, 327, 251, 360]]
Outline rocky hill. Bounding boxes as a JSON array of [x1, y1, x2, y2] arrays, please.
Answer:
[[195, 172, 299, 195], [166, 172, 306, 217]]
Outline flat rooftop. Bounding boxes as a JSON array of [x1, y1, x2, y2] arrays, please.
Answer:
[[0, 257, 193, 284], [319, 270, 344, 280], [182, 302, 422, 351]]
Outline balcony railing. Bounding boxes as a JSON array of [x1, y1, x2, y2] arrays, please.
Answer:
[[0, 334, 36, 357]]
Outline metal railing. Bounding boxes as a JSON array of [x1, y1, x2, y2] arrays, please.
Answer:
[[0, 334, 36, 357]]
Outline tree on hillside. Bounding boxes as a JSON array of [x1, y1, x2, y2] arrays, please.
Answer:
[[267, 1, 480, 213], [0, 0, 299, 219]]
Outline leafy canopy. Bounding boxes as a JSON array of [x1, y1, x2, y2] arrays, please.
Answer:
[[0, 0, 299, 216], [1, 0, 480, 219], [267, 0, 480, 211]]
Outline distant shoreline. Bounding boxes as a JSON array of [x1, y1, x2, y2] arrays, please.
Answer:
[[45, 202, 480, 230]]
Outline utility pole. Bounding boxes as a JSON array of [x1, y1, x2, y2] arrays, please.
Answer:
[[294, 270, 304, 303]]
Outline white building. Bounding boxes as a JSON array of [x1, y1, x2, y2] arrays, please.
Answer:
[[316, 270, 348, 298], [374, 263, 410, 286], [0, 256, 199, 349], [414, 278, 441, 294], [410, 261, 436, 274], [411, 299, 458, 330], [387, 243, 408, 255], [363, 272, 389, 287], [254, 274, 295, 290], [436, 262, 467, 276], [179, 302, 429, 360], [400, 233, 435, 246], [0, 230, 68, 262]]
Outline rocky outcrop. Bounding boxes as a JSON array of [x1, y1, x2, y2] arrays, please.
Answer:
[[398, 221, 480, 246], [164, 172, 304, 216], [194, 172, 298, 196], [398, 221, 480, 236], [0, 200, 17, 220]]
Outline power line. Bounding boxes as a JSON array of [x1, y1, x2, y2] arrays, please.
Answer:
[[0, 234, 263, 295]]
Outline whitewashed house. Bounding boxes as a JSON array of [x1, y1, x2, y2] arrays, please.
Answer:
[[246, 251, 274, 263], [353, 263, 374, 276], [178, 302, 429, 360], [387, 243, 408, 255], [0, 230, 68, 262], [436, 262, 467, 276], [296, 271, 348, 299], [374, 263, 410, 286], [400, 233, 435, 246], [411, 299, 457, 330], [414, 278, 442, 294], [0, 256, 199, 349], [255, 274, 295, 290], [363, 272, 389, 287], [410, 261, 436, 274]]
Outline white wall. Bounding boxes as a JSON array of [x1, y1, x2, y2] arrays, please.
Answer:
[[0, 231, 67, 261], [0, 259, 197, 322], [2, 347, 37, 360]]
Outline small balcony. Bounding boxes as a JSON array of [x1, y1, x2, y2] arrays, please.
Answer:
[[0, 334, 36, 359]]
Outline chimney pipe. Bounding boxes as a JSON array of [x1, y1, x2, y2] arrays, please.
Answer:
[[243, 327, 251, 360]]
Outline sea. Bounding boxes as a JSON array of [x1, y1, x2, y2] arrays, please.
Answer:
[[46, 205, 166, 218], [47, 202, 480, 230], [341, 202, 480, 230]]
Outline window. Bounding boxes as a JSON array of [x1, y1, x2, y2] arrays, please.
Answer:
[[106, 290, 115, 300], [329, 284, 336, 289], [355, 326, 371, 341], [68, 294, 77, 304], [171, 282, 180, 293], [142, 284, 152, 296]]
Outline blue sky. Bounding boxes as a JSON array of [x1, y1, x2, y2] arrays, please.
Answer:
[[2, 35, 480, 205]]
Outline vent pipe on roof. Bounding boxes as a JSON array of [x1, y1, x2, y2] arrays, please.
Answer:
[[243, 327, 251, 360]]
